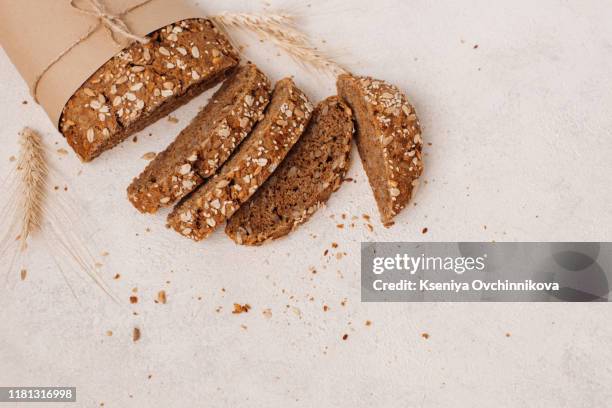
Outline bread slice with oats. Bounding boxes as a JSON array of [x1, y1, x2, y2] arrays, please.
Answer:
[[127, 64, 271, 214], [337, 74, 423, 225], [225, 96, 354, 245], [167, 77, 314, 241]]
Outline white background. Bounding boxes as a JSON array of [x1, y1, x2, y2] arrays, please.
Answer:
[[1, 0, 612, 406]]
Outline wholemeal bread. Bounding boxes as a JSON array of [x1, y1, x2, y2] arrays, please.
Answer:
[[168, 78, 314, 241], [337, 74, 423, 225], [226, 96, 353, 245], [127, 64, 271, 214], [60, 19, 239, 162]]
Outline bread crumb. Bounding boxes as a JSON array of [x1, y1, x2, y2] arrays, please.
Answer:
[[113, 274, 121, 280], [129, 295, 138, 304], [20, 269, 27, 281], [336, 224, 344, 229], [106, 330, 113, 336], [262, 308, 272, 318], [323, 305, 329, 312], [141, 152, 157, 160], [57, 148, 68, 155], [422, 227, 428, 234], [133, 327, 141, 342], [331, 242, 338, 248], [342, 334, 349, 340], [9, 155, 16, 162], [365, 320, 372, 326], [505, 333, 511, 338], [421, 333, 430, 339], [156, 290, 167, 304], [167, 115, 179, 124], [232, 303, 251, 314]]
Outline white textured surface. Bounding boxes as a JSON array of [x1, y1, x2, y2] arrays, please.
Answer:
[[1, 0, 612, 406]]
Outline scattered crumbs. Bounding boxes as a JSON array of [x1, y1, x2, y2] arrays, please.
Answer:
[[132, 287, 138, 293], [232, 303, 251, 314], [57, 148, 68, 155], [323, 305, 329, 312], [167, 115, 179, 124], [340, 299, 347, 307], [427, 142, 433, 146], [310, 267, 317, 274], [132, 327, 141, 342], [483, 225, 487, 230], [156, 290, 167, 304], [384, 221, 395, 228], [335, 252, 344, 260], [22, 100, 28, 105], [113, 273, 121, 280], [240, 324, 248, 330], [95, 262, 103, 268], [215, 306, 222, 313], [129, 295, 138, 304], [505, 333, 511, 338], [148, 374, 152, 379], [341, 213, 347, 220], [20, 269, 27, 281], [106, 330, 113, 337], [323, 249, 329, 256], [262, 308, 272, 319], [9, 155, 16, 162], [421, 333, 430, 339], [101, 251, 109, 257], [366, 223, 374, 232], [132, 136, 138, 143], [141, 152, 156, 160], [343, 177, 354, 183], [365, 320, 372, 327], [336, 224, 345, 229], [422, 227, 429, 234], [362, 214, 371, 221], [473, 44, 479, 49], [342, 334, 349, 341], [332, 242, 338, 248]]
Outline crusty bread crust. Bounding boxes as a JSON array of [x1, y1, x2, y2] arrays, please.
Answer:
[[127, 64, 271, 214], [168, 78, 314, 241], [225, 96, 354, 245], [337, 74, 423, 225], [60, 19, 239, 162]]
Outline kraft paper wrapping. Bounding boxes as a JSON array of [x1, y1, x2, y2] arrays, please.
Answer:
[[0, 0, 206, 127]]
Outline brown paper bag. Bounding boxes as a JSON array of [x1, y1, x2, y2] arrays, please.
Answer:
[[0, 0, 206, 127]]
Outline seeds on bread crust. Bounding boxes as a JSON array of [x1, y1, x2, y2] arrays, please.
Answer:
[[337, 74, 423, 224], [226, 96, 354, 245], [168, 78, 314, 241], [127, 64, 271, 214], [60, 19, 240, 162]]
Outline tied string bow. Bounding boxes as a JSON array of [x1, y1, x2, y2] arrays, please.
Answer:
[[32, 0, 152, 103]]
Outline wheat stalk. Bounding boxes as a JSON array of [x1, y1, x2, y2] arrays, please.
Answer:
[[16, 127, 47, 251], [213, 12, 348, 76]]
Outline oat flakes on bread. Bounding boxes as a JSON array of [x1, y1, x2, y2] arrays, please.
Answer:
[[60, 19, 239, 162], [168, 77, 314, 241], [226, 96, 354, 245], [127, 64, 271, 214], [337, 74, 423, 225]]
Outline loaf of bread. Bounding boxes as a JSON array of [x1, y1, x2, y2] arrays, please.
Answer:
[[337, 74, 423, 224], [226, 96, 354, 245], [127, 63, 271, 213], [167, 78, 314, 241], [60, 19, 240, 162]]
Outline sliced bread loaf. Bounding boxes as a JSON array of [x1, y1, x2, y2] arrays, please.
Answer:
[[225, 96, 354, 245], [337, 74, 423, 225], [127, 64, 271, 213], [60, 19, 239, 162], [168, 78, 314, 241]]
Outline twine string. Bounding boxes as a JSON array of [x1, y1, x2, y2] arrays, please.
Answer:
[[32, 0, 152, 103]]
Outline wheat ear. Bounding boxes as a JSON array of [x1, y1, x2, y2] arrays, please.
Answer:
[[213, 12, 347, 76], [16, 128, 47, 251]]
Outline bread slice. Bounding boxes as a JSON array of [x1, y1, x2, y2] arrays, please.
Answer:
[[337, 74, 423, 225], [127, 64, 271, 214], [60, 19, 239, 162], [225, 97, 354, 245], [168, 78, 314, 241]]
